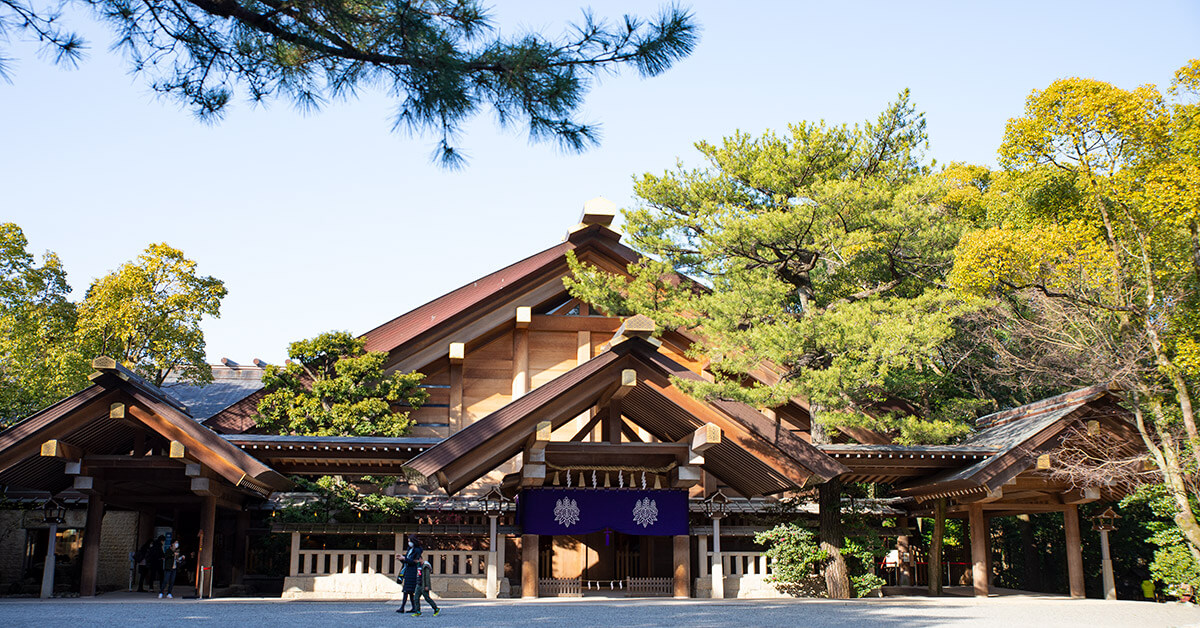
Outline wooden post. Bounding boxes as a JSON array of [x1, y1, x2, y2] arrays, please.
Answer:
[[486, 515, 499, 599], [232, 510, 250, 585], [969, 503, 988, 597], [197, 495, 217, 597], [673, 535, 690, 598], [449, 343, 464, 433], [928, 498, 945, 596], [80, 495, 105, 596], [521, 534, 538, 598], [897, 532, 911, 586], [497, 532, 506, 595], [697, 534, 708, 578], [711, 518, 724, 598], [1064, 504, 1085, 599], [513, 308, 530, 399], [40, 521, 58, 598], [290, 532, 301, 576]]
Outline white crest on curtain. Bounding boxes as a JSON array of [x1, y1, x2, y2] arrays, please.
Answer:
[[554, 497, 581, 527], [632, 497, 659, 528]]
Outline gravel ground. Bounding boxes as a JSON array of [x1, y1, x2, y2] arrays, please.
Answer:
[[1, 595, 1198, 628]]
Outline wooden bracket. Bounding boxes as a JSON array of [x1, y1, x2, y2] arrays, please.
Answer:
[[73, 476, 96, 492], [449, 342, 465, 363], [1062, 487, 1100, 504], [516, 306, 532, 329], [670, 465, 702, 488], [41, 439, 83, 461], [678, 423, 721, 465]]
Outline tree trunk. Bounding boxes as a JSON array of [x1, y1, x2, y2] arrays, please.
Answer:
[[819, 478, 851, 599], [1019, 514, 1041, 592], [1135, 394, 1200, 563]]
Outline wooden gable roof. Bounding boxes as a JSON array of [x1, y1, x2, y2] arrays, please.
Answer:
[[405, 337, 847, 496], [0, 358, 291, 499]]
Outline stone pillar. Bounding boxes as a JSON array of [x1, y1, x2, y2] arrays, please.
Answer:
[[80, 495, 105, 596], [969, 503, 988, 597], [40, 522, 58, 598], [673, 535, 690, 598], [1064, 504, 1085, 599], [521, 534, 538, 598], [1099, 528, 1116, 600], [486, 515, 499, 599], [232, 510, 250, 585], [710, 518, 724, 598], [197, 495, 217, 598]]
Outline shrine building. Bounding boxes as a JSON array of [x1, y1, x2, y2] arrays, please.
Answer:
[[0, 200, 1144, 600]]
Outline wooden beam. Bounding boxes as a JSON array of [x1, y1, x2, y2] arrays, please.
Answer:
[[522, 534, 538, 598], [670, 465, 702, 488], [515, 306, 532, 329], [73, 476, 96, 492], [681, 423, 721, 453], [513, 326, 530, 399], [528, 315, 622, 333], [961, 488, 1004, 504], [449, 350, 464, 433], [79, 494, 104, 596], [1062, 487, 1101, 504], [569, 412, 603, 442], [528, 420, 552, 451], [41, 439, 83, 461]]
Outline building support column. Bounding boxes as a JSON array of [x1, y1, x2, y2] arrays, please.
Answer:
[[1064, 504, 1085, 599], [40, 521, 58, 598], [521, 534, 538, 598], [232, 509, 250, 585], [80, 495, 105, 597], [897, 531, 912, 586], [928, 498, 945, 595], [197, 495, 216, 598], [673, 534, 690, 598], [710, 518, 724, 598], [486, 515, 499, 599], [969, 503, 988, 597]]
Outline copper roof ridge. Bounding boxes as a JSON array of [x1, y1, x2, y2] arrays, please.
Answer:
[[974, 384, 1115, 429]]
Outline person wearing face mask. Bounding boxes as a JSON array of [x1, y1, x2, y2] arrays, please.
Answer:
[[395, 537, 423, 613], [159, 540, 183, 599]]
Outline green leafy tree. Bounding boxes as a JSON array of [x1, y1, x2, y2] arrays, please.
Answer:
[[0, 223, 87, 424], [1, 0, 697, 165], [566, 91, 981, 445], [255, 331, 427, 437], [948, 60, 1200, 559], [276, 475, 410, 523], [754, 523, 826, 586], [75, 243, 226, 386]]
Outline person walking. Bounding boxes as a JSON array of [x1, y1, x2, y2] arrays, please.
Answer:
[[410, 557, 440, 617], [134, 539, 153, 592], [159, 540, 183, 599], [395, 537, 423, 614], [144, 536, 164, 593]]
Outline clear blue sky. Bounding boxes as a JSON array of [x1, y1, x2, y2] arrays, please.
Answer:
[[1, 1, 1197, 364]]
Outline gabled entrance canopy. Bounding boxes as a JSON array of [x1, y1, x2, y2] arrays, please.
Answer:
[[405, 337, 847, 497], [0, 357, 291, 502]]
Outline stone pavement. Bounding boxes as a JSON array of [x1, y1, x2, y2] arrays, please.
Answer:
[[1, 595, 1198, 628]]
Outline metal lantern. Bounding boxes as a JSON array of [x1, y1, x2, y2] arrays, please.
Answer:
[[702, 489, 730, 520], [480, 486, 508, 518], [1092, 506, 1121, 532], [41, 497, 65, 524]]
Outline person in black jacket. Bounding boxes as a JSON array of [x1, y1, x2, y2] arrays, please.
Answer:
[[144, 536, 164, 593], [159, 540, 183, 599], [395, 537, 423, 613]]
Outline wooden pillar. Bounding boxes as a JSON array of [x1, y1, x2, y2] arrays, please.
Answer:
[[290, 532, 301, 576], [79, 495, 105, 596], [897, 532, 912, 586], [673, 535, 690, 598], [969, 503, 988, 597], [521, 534, 538, 598], [486, 515, 499, 599], [232, 510, 250, 585], [40, 521, 58, 598], [513, 307, 530, 399], [1064, 504, 1085, 599], [449, 343, 464, 433], [197, 495, 216, 597], [1099, 528, 1116, 600], [928, 498, 945, 596], [710, 518, 724, 598]]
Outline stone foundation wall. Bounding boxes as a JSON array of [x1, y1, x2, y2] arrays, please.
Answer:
[[97, 511, 138, 590], [282, 574, 512, 600], [0, 511, 29, 589], [694, 574, 824, 599]]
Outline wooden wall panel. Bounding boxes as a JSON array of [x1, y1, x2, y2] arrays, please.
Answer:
[[464, 333, 514, 425], [529, 331, 580, 388]]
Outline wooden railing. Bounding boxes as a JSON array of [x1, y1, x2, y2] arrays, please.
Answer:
[[292, 549, 489, 577], [698, 551, 773, 578], [539, 577, 583, 597], [626, 577, 673, 597]]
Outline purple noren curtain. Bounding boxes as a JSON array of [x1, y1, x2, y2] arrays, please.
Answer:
[[520, 489, 688, 536]]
